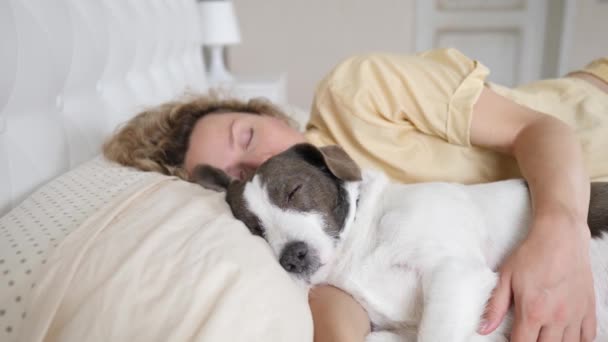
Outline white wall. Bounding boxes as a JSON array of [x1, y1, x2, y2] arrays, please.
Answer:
[[229, 0, 417, 109], [228, 0, 607, 109], [566, 0, 608, 71]]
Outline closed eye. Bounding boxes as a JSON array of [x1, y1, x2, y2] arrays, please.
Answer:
[[244, 127, 253, 149], [246, 128, 254, 147], [237, 126, 254, 150], [287, 184, 302, 203]]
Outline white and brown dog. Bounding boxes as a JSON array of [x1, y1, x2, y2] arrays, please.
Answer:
[[193, 143, 608, 342]]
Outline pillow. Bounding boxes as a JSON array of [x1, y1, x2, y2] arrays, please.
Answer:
[[280, 102, 310, 131], [1, 157, 312, 342], [0, 157, 156, 341]]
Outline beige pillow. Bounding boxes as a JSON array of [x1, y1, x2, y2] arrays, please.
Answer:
[[14, 162, 312, 342], [0, 157, 160, 342]]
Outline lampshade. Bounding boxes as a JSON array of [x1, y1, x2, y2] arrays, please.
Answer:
[[198, 1, 241, 46]]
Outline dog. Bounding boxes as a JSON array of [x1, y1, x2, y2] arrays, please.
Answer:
[[192, 143, 608, 342]]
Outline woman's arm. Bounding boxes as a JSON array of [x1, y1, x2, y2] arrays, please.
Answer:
[[307, 85, 596, 342], [470, 87, 596, 341], [309, 285, 370, 342]]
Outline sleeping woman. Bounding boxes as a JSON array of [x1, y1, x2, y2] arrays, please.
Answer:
[[103, 49, 608, 342]]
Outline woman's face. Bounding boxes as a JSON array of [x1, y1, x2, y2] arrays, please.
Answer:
[[184, 112, 306, 180]]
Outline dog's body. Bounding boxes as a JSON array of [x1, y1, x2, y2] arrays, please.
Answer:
[[194, 144, 608, 342], [309, 171, 607, 342]]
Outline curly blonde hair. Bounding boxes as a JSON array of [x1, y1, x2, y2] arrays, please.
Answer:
[[103, 93, 298, 180]]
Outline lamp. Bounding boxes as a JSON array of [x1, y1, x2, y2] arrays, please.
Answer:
[[198, 0, 241, 83]]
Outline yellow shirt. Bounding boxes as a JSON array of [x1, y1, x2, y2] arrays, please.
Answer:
[[304, 49, 608, 183]]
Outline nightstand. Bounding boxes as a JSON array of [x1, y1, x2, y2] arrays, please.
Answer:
[[208, 73, 288, 104]]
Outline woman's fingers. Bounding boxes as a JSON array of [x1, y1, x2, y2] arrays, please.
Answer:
[[561, 324, 581, 342], [581, 313, 597, 342], [510, 304, 542, 342], [538, 326, 564, 342], [478, 270, 512, 335]]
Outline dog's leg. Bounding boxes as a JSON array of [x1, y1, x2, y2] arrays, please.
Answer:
[[418, 259, 504, 342], [366, 330, 414, 342]]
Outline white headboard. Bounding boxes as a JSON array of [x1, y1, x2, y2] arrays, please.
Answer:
[[0, 0, 208, 216]]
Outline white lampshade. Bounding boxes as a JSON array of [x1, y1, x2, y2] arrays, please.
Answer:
[[198, 1, 241, 46]]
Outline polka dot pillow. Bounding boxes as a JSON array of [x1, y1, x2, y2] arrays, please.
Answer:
[[0, 156, 157, 341]]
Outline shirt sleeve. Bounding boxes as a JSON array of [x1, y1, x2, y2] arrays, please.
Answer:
[[311, 48, 489, 147]]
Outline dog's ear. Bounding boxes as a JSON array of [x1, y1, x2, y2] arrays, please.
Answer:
[[190, 164, 231, 192], [319, 145, 362, 182], [291, 143, 361, 182]]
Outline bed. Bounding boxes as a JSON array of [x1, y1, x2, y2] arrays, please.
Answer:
[[0, 0, 312, 341]]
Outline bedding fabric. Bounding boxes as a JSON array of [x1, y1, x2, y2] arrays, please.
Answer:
[[0, 157, 159, 341], [17, 164, 312, 342]]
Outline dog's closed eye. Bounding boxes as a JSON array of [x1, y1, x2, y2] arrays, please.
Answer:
[[287, 184, 302, 203]]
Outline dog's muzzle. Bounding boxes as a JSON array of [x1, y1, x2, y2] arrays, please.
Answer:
[[279, 241, 320, 276]]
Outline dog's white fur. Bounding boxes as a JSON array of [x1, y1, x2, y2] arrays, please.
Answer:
[[243, 169, 608, 342]]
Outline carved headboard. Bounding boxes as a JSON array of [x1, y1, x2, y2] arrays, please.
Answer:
[[0, 0, 208, 216]]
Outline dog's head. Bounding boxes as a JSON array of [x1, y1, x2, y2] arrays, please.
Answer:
[[192, 143, 361, 284]]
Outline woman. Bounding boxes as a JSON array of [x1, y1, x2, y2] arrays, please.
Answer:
[[104, 49, 608, 342]]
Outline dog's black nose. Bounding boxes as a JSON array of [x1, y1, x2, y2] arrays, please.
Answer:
[[279, 241, 310, 274]]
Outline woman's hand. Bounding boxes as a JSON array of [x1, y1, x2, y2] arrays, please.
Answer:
[[309, 285, 370, 342], [471, 86, 597, 341], [479, 214, 597, 341]]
